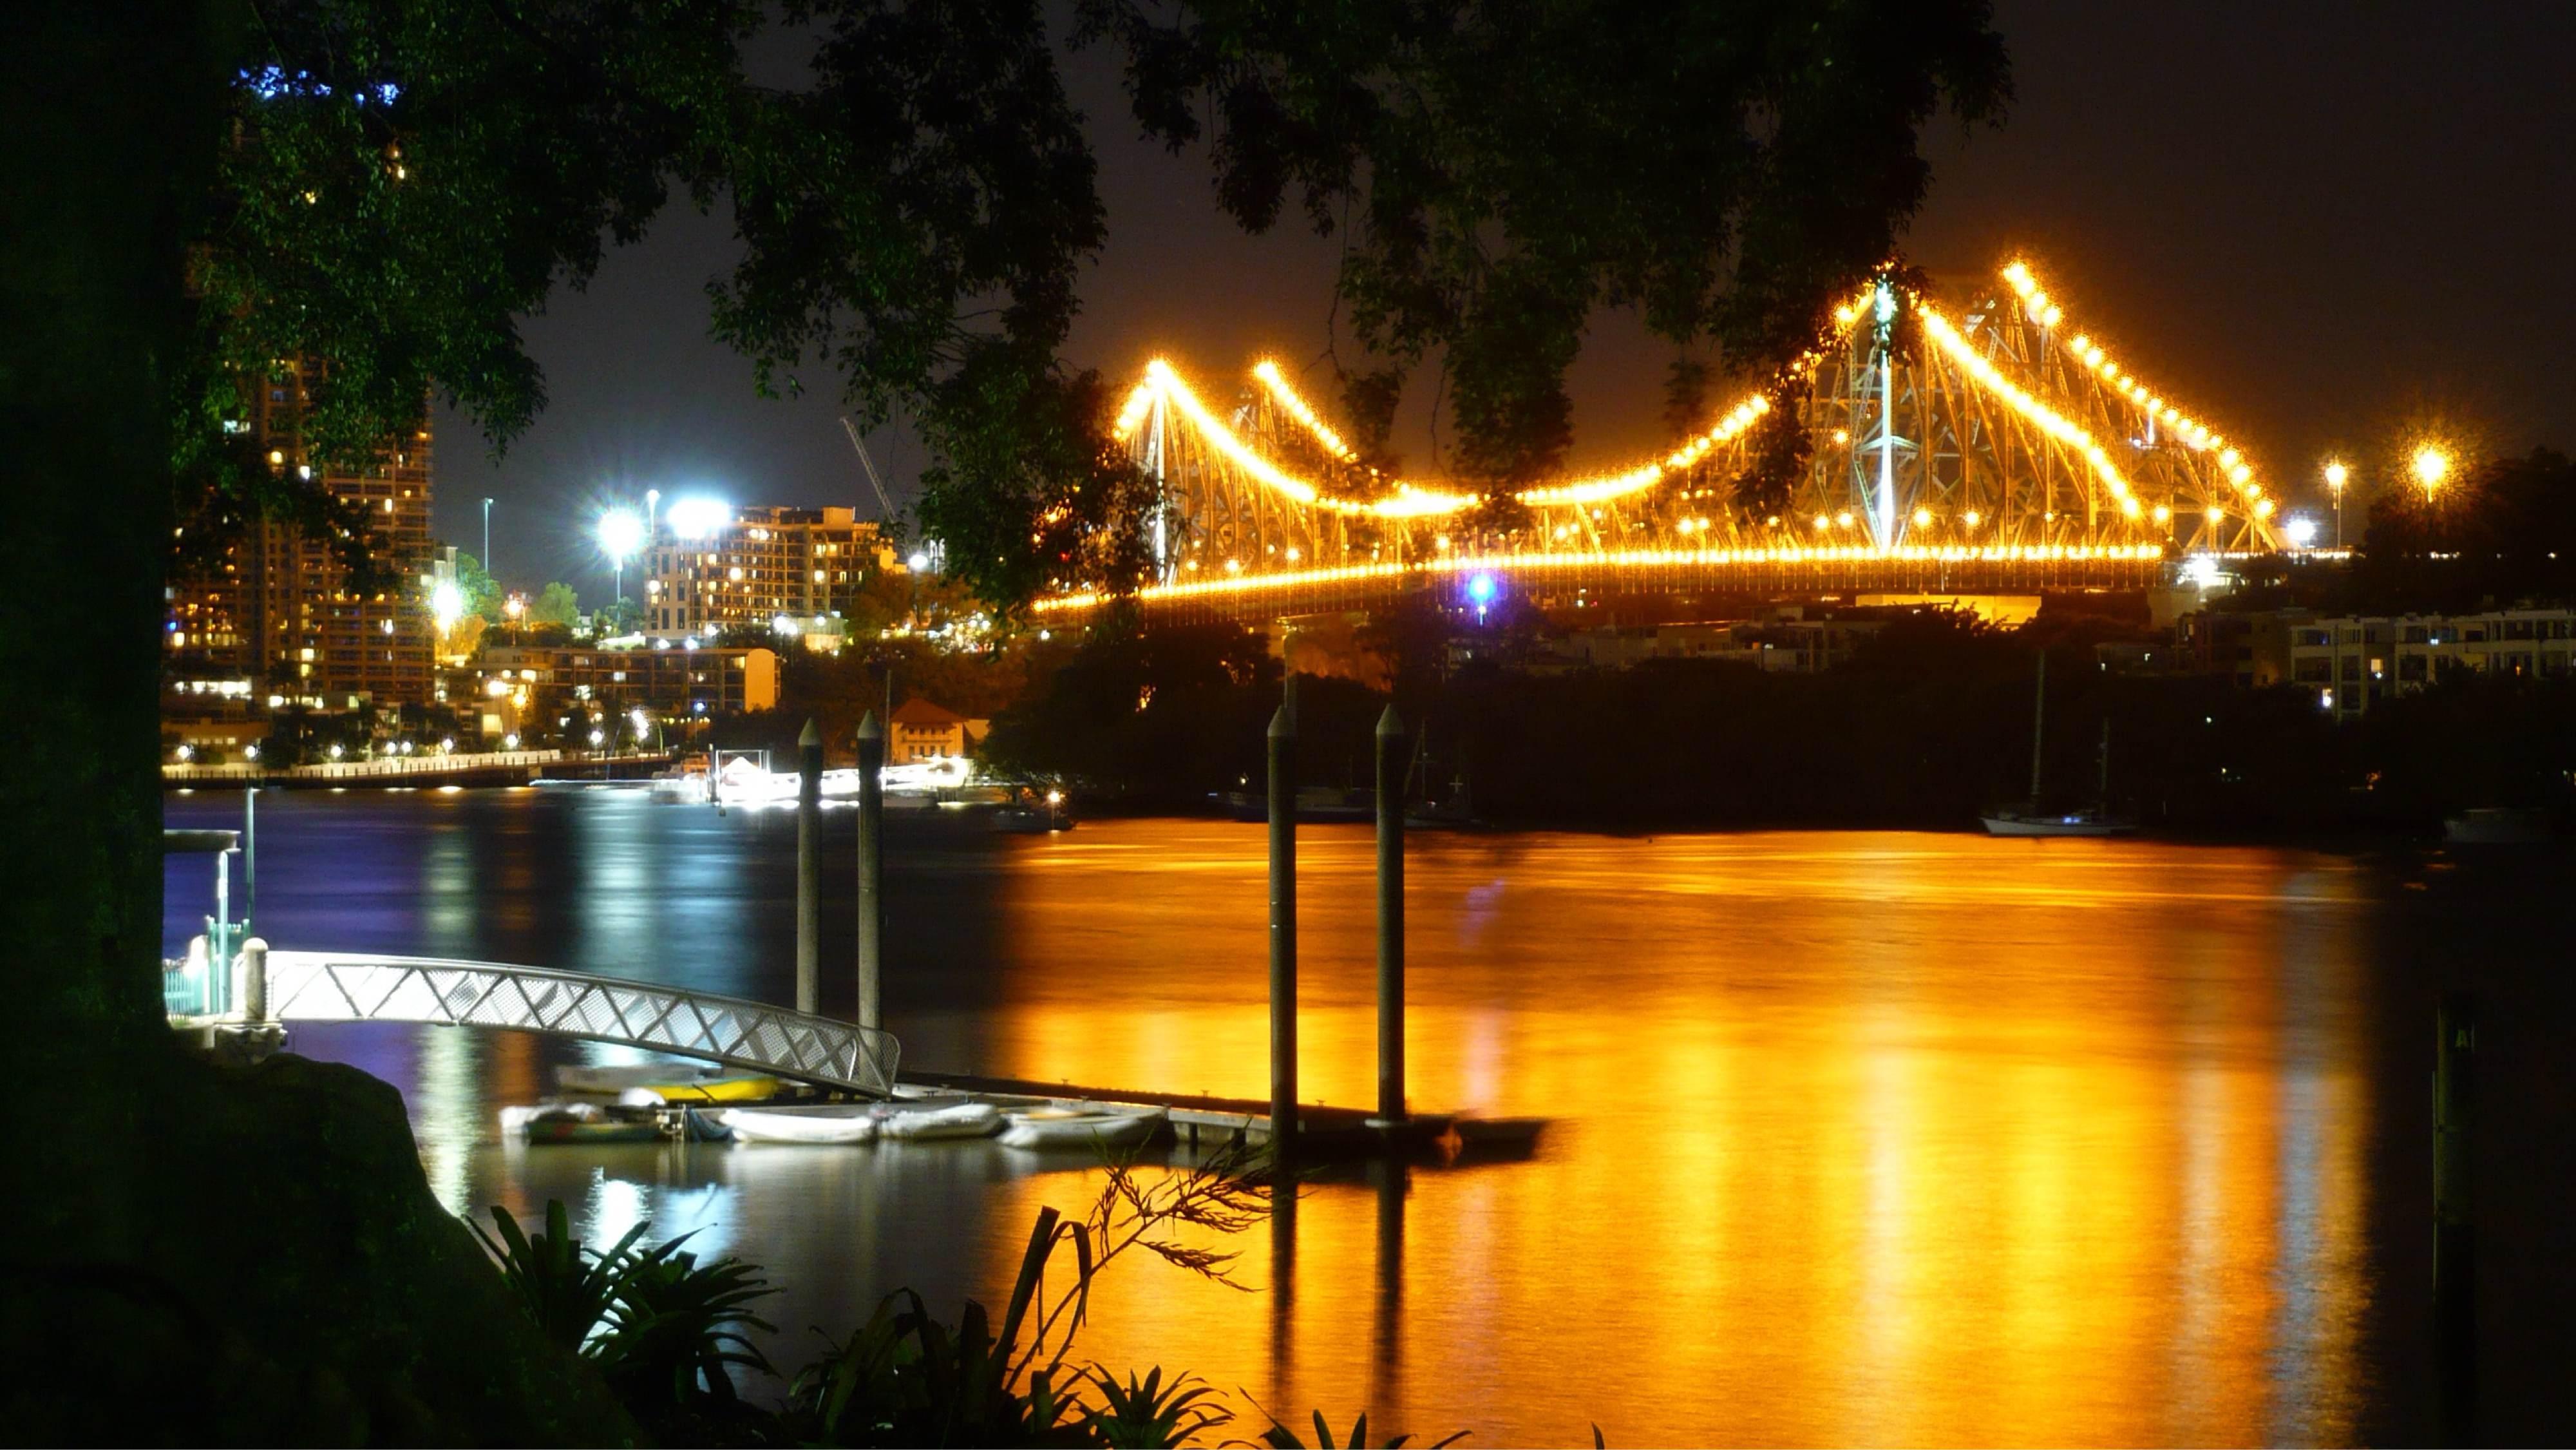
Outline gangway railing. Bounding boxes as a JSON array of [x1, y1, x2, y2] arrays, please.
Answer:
[[251, 950, 899, 1096]]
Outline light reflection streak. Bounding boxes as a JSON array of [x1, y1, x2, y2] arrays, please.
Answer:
[[211, 796, 2390, 1445]]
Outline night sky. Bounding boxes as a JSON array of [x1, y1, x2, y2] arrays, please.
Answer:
[[432, 0, 2576, 600]]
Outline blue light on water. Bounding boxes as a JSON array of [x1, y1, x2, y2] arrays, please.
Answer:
[[1466, 572, 1499, 606]]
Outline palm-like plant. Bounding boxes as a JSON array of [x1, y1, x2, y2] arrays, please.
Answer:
[[1080, 1367, 1230, 1447], [469, 1199, 648, 1353]]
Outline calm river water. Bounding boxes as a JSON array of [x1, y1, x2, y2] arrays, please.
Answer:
[[163, 787, 2576, 1445]]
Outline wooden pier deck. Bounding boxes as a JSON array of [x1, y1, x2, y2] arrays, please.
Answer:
[[898, 1069, 1547, 1163]]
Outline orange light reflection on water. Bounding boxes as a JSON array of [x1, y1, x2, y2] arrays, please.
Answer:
[[958, 825, 2372, 1446]]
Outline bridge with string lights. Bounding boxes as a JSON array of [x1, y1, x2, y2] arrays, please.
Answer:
[[1032, 258, 2284, 623]]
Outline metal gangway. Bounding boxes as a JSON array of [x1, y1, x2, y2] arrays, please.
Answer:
[[177, 946, 898, 1097]]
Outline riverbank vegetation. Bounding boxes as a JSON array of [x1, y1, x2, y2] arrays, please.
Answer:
[[985, 611, 2576, 835], [464, 1146, 1468, 1448]]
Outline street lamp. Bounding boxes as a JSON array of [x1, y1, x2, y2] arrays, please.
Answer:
[[482, 497, 494, 571], [430, 577, 464, 632], [598, 508, 644, 603], [2412, 443, 2451, 504], [2322, 460, 2349, 547]]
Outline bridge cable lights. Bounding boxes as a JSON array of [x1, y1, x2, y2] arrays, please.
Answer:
[[2002, 259, 2269, 528]]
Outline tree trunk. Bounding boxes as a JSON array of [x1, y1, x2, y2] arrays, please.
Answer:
[[0, 10, 632, 1440]]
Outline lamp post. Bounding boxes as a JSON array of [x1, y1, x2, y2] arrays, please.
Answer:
[[598, 508, 643, 607], [2412, 444, 2451, 507], [482, 496, 494, 571], [2323, 461, 2348, 548]]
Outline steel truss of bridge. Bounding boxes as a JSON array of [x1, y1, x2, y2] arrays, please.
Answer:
[[1041, 256, 2279, 622]]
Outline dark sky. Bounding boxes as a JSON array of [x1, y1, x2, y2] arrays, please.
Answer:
[[433, 0, 2576, 598]]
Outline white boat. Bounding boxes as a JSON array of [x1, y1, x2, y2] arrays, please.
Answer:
[[875, 1100, 1003, 1141], [2445, 806, 2553, 845], [723, 1105, 880, 1144], [1980, 808, 2137, 837], [1982, 652, 2137, 837], [999, 1104, 1164, 1150]]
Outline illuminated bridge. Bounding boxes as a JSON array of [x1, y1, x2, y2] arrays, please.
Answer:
[[1036, 258, 2282, 622]]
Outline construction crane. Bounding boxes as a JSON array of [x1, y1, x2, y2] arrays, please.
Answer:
[[838, 416, 901, 522]]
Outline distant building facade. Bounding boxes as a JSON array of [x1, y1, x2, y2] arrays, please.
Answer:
[[474, 642, 781, 742], [2184, 606, 2576, 717], [888, 697, 989, 763], [1510, 607, 1888, 675], [643, 505, 895, 638], [164, 358, 438, 720]]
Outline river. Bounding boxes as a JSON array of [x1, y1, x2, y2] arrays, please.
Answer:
[[162, 786, 2576, 1445]]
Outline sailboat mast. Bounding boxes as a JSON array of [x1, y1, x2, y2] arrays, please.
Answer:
[[2099, 718, 2112, 808], [2029, 650, 2047, 801]]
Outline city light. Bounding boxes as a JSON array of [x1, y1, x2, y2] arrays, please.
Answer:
[[2412, 443, 2452, 498], [597, 508, 644, 561], [906, 551, 931, 572], [2286, 515, 2320, 548], [1466, 572, 1499, 606], [667, 496, 730, 539], [599, 508, 643, 602], [2324, 460, 2349, 492], [244, 745, 259, 761], [430, 578, 464, 629], [503, 733, 519, 749]]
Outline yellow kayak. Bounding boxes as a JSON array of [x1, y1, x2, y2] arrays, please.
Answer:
[[629, 1075, 781, 1104]]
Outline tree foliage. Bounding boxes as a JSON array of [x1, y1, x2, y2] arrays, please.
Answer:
[[184, 0, 1117, 609], [529, 580, 582, 627], [1079, 0, 2011, 493], [2355, 448, 2576, 609]]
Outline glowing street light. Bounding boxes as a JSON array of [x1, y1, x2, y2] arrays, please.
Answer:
[[2286, 515, 2320, 549], [2323, 459, 2349, 547], [2412, 443, 2452, 502], [598, 508, 644, 601], [668, 496, 730, 539], [430, 577, 464, 631]]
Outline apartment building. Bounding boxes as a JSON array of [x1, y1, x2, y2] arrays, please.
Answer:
[[2191, 606, 2576, 717], [474, 642, 781, 741], [642, 504, 895, 637], [164, 358, 437, 716]]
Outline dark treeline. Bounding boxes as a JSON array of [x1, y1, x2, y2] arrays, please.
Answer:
[[987, 613, 2576, 834]]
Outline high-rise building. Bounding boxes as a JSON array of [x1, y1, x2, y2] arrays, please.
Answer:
[[642, 504, 895, 638], [164, 358, 438, 721]]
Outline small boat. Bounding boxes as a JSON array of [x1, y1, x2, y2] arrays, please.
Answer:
[[1982, 654, 2137, 837], [607, 1073, 782, 1105], [994, 790, 1074, 834], [998, 1103, 1165, 1150], [558, 1062, 731, 1095], [875, 1100, 1003, 1141], [501, 1101, 663, 1145], [2445, 806, 2553, 845], [524, 1119, 663, 1145], [1980, 808, 2137, 837], [723, 1104, 879, 1144]]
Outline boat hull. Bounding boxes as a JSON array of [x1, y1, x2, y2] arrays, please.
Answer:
[[1980, 814, 2137, 837]]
